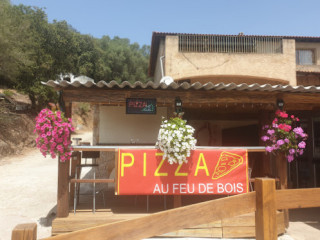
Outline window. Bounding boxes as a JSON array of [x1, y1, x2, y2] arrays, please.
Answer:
[[178, 35, 283, 54], [296, 49, 314, 65]]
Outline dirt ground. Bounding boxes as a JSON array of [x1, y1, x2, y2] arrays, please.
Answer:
[[0, 132, 319, 240], [0, 131, 92, 240]]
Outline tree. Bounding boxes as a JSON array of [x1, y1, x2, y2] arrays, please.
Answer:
[[96, 36, 151, 83], [0, 0, 151, 110], [0, 0, 31, 86], [14, 4, 57, 110]]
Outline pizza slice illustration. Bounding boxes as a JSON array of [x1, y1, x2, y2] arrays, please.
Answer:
[[212, 152, 244, 179]]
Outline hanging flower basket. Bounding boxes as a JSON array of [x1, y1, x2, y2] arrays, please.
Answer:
[[34, 108, 75, 162], [261, 110, 307, 162], [156, 117, 197, 164]]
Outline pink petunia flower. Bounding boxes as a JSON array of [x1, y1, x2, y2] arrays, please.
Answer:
[[266, 146, 274, 152], [277, 139, 285, 146], [298, 141, 306, 149], [287, 154, 294, 162]]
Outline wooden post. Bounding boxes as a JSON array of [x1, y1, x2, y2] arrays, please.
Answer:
[[276, 154, 288, 189], [92, 104, 100, 145], [11, 223, 37, 240], [276, 153, 289, 227], [69, 151, 81, 208], [255, 178, 277, 240], [57, 159, 70, 217], [168, 104, 182, 208], [114, 149, 119, 195], [259, 111, 273, 177], [57, 102, 72, 217], [173, 195, 182, 208]]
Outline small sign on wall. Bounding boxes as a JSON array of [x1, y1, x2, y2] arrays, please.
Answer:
[[126, 98, 156, 114]]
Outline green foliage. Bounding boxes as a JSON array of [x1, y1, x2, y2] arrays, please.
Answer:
[[3, 90, 14, 97], [95, 36, 151, 83], [0, 0, 32, 86], [74, 103, 91, 124], [0, 0, 151, 110]]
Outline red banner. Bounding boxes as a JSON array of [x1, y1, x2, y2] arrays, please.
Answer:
[[116, 149, 248, 195]]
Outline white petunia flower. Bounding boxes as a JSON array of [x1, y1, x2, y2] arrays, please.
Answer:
[[155, 117, 196, 165]]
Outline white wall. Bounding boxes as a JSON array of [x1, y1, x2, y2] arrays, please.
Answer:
[[99, 106, 167, 144]]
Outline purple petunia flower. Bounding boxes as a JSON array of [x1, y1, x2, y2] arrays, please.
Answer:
[[300, 133, 307, 138], [287, 154, 294, 162], [284, 138, 290, 143], [289, 149, 295, 155], [277, 139, 285, 146], [263, 125, 269, 130], [261, 136, 269, 142], [267, 129, 275, 135], [298, 141, 306, 149], [266, 146, 274, 152], [293, 127, 303, 136]]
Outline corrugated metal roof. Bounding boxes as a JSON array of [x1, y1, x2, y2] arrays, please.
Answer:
[[151, 31, 320, 40], [42, 80, 320, 93]]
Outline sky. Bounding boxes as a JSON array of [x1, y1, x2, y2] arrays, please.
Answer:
[[10, 0, 320, 47]]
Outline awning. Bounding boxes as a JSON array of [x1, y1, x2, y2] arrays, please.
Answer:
[[43, 80, 320, 94]]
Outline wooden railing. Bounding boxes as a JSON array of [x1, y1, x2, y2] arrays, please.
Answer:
[[12, 178, 320, 240]]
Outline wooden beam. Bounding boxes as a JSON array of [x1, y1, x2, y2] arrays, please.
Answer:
[[71, 146, 266, 152], [276, 188, 320, 209], [69, 152, 81, 209], [45, 192, 256, 240], [11, 223, 37, 240], [61, 88, 320, 107], [283, 92, 320, 104], [276, 153, 288, 227], [255, 178, 277, 240], [62, 89, 277, 105]]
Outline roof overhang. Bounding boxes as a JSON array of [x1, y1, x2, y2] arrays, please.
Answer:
[[42, 80, 320, 111], [43, 80, 320, 93]]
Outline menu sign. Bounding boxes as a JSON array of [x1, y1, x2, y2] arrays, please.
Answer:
[[126, 98, 156, 114]]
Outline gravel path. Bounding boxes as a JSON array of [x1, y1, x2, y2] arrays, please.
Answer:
[[0, 148, 57, 239], [0, 132, 92, 240], [0, 131, 318, 240]]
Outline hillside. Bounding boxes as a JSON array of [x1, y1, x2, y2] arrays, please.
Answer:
[[0, 90, 92, 158], [0, 112, 36, 157], [0, 89, 35, 157]]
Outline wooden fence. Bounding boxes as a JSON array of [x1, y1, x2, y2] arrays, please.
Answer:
[[12, 178, 320, 240]]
